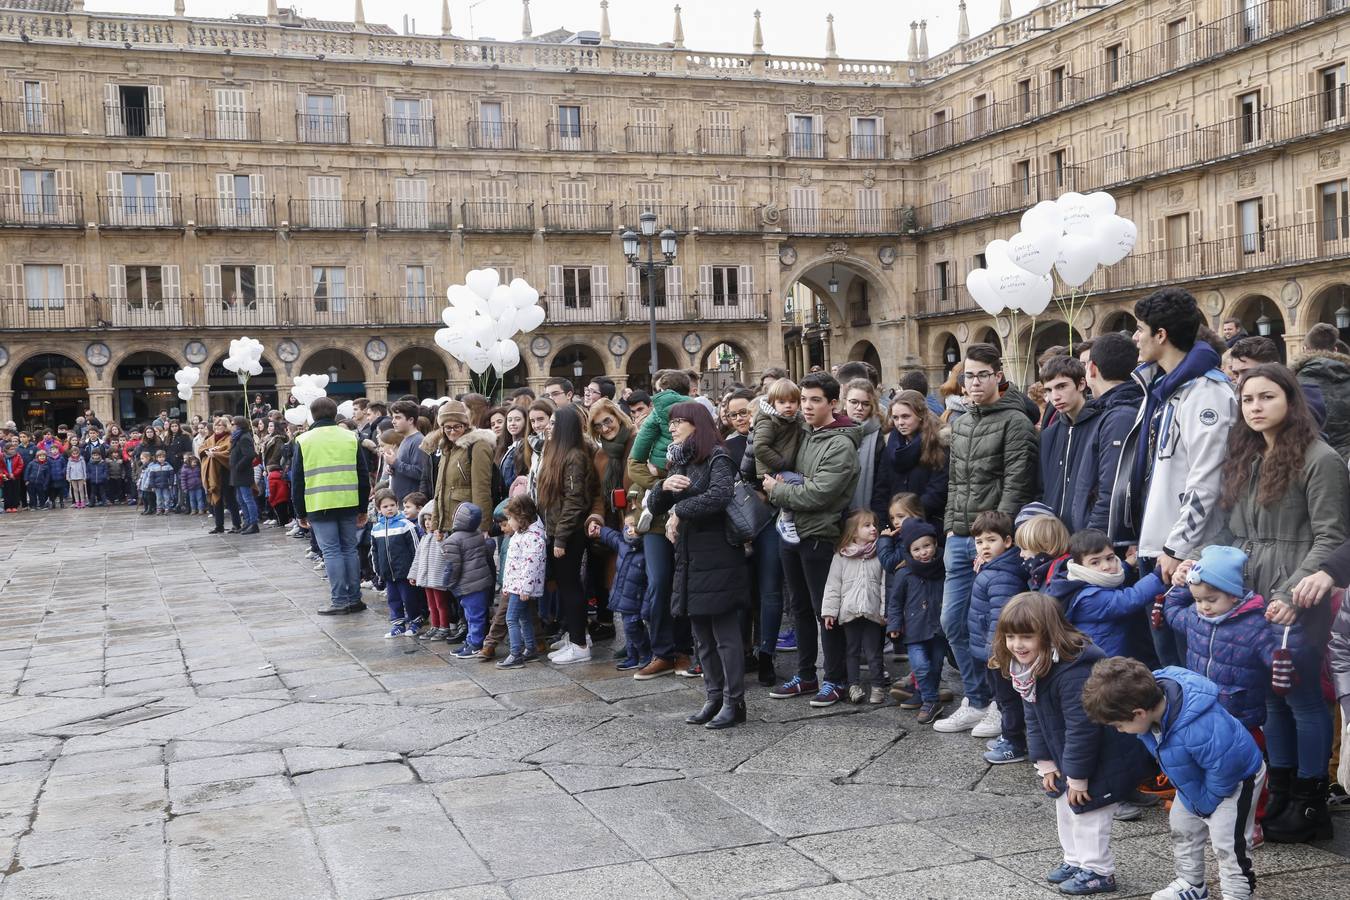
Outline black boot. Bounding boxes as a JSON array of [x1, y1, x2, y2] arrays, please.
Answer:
[[706, 699, 747, 730], [1263, 766, 1294, 824], [757, 652, 777, 686], [686, 697, 722, 726], [1265, 776, 1333, 843]]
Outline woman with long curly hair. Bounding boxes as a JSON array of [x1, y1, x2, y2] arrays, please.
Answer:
[[872, 389, 949, 530], [537, 404, 600, 664], [1215, 363, 1349, 843]]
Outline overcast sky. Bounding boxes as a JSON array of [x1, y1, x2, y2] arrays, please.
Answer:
[[87, 0, 1044, 61]]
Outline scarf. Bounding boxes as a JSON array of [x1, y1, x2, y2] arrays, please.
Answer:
[[1131, 341, 1221, 490], [597, 425, 632, 510], [1065, 560, 1126, 588], [906, 554, 944, 580], [666, 440, 692, 468], [200, 431, 232, 505], [839, 539, 877, 559], [851, 417, 881, 513], [1010, 658, 1039, 703]]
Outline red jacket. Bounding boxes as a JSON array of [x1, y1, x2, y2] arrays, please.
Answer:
[[267, 468, 290, 505], [1, 452, 23, 482]]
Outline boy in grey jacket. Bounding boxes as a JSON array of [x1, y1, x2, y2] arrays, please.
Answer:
[[445, 503, 495, 659]]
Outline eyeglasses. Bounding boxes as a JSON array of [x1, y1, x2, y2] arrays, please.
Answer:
[[583, 387, 600, 395], [668, 418, 689, 427], [544, 391, 567, 401], [442, 423, 467, 434], [596, 417, 617, 430], [845, 398, 873, 408], [727, 409, 751, 419], [963, 370, 999, 383]]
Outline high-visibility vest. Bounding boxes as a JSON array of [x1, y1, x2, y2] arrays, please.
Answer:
[[295, 425, 359, 512]]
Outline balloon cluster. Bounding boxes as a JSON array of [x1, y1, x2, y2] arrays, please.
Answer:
[[222, 337, 264, 378], [435, 269, 544, 377], [174, 367, 200, 402], [284, 373, 330, 426], [965, 191, 1137, 319]]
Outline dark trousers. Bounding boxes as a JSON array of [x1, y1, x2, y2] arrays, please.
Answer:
[[987, 667, 1027, 753], [88, 482, 106, 505], [212, 490, 241, 530], [691, 611, 746, 704], [585, 542, 612, 617], [644, 532, 692, 660], [844, 618, 886, 689], [1, 480, 21, 508], [782, 537, 845, 685], [549, 530, 589, 645]]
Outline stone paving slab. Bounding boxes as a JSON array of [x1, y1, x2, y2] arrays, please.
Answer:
[[0, 506, 1345, 898]]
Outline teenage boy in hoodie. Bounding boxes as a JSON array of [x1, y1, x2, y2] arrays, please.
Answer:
[[763, 371, 861, 708], [1084, 657, 1264, 900], [1109, 288, 1235, 666]]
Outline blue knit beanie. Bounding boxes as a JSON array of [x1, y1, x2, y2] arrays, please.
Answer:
[[1187, 545, 1248, 598], [1015, 501, 1056, 530]]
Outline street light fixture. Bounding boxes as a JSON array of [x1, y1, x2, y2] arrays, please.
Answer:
[[828, 262, 839, 295], [1336, 304, 1350, 330], [411, 363, 423, 383], [142, 366, 155, 388], [945, 346, 959, 365], [622, 209, 680, 380], [1256, 312, 1273, 337], [41, 370, 57, 391], [572, 354, 584, 379], [327, 365, 339, 383]]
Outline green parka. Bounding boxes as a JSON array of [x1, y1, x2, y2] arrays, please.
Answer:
[[767, 413, 861, 543], [944, 385, 1039, 536]]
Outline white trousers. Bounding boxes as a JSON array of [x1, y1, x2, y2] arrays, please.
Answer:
[[1170, 765, 1264, 900], [1055, 794, 1118, 875]]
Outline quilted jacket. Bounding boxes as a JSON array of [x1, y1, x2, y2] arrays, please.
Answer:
[[966, 546, 1029, 661], [443, 502, 496, 596], [821, 551, 886, 626], [878, 535, 944, 643], [598, 525, 647, 616], [945, 385, 1040, 536], [1043, 568, 1163, 661]]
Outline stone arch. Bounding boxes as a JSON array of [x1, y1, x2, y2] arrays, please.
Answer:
[[294, 346, 373, 387], [109, 347, 186, 424], [207, 351, 280, 417], [1228, 293, 1285, 360], [929, 331, 961, 373], [8, 351, 91, 430], [548, 343, 608, 385], [388, 346, 451, 401], [7, 348, 97, 388], [1306, 282, 1350, 337], [846, 339, 882, 375], [780, 252, 897, 321], [699, 339, 754, 395], [1098, 309, 1137, 336], [974, 326, 1002, 356], [622, 341, 682, 393]]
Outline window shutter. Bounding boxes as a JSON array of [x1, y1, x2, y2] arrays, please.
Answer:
[[2, 264, 22, 302], [146, 85, 166, 137], [63, 264, 83, 303], [548, 264, 564, 301], [625, 263, 639, 304], [107, 264, 127, 302], [350, 265, 364, 300], [104, 83, 123, 136], [1221, 202, 1235, 238], [590, 265, 608, 304], [1, 167, 17, 196], [105, 171, 123, 225], [419, 98, 431, 121], [738, 264, 754, 304], [384, 94, 395, 118], [335, 93, 347, 115], [256, 264, 275, 302], [664, 265, 681, 300], [1297, 186, 1316, 225], [423, 263, 434, 300], [162, 265, 179, 301], [292, 265, 309, 302], [154, 172, 172, 225], [1264, 193, 1277, 229], [698, 264, 713, 299], [202, 264, 222, 301], [247, 174, 266, 226], [215, 172, 234, 225]]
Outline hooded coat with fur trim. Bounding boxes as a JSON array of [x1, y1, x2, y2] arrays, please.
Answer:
[[1294, 349, 1350, 460], [424, 427, 496, 534]]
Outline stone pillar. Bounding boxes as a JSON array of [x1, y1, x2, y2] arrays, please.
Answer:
[[189, 391, 212, 423], [1282, 331, 1305, 362], [610, 373, 629, 395], [87, 388, 115, 425], [364, 380, 389, 403], [527, 375, 549, 396], [449, 378, 472, 396], [0, 390, 12, 425]]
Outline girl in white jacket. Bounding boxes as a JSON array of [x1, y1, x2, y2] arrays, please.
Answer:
[[822, 509, 886, 705]]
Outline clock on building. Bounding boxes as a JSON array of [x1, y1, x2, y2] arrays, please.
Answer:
[[184, 341, 209, 364], [364, 339, 388, 362], [530, 336, 551, 359], [681, 332, 702, 355], [277, 339, 301, 363], [85, 343, 111, 366], [0, 346, 8, 369]]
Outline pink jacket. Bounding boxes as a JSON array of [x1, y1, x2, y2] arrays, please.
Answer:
[[501, 519, 547, 598]]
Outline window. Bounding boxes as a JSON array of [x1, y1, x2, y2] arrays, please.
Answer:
[[301, 93, 346, 142], [638, 268, 666, 308], [306, 94, 336, 118], [1014, 160, 1032, 196], [1105, 44, 1121, 85], [974, 252, 987, 270], [1017, 78, 1033, 116], [856, 188, 882, 229], [1238, 198, 1264, 255], [1239, 91, 1261, 144], [1321, 180, 1349, 242], [971, 168, 991, 216], [710, 266, 739, 305], [405, 265, 429, 306], [393, 178, 429, 228], [221, 265, 257, 306], [1166, 213, 1192, 275], [213, 88, 248, 139], [560, 266, 591, 308], [123, 265, 164, 308], [311, 266, 347, 312], [557, 181, 590, 229], [703, 108, 738, 154], [20, 169, 57, 215], [970, 95, 988, 136], [1050, 149, 1067, 188], [1103, 131, 1128, 181], [308, 175, 343, 227], [214, 173, 265, 227], [1241, 0, 1264, 42], [1049, 67, 1066, 105], [707, 183, 738, 230], [789, 113, 819, 156], [21, 81, 45, 129], [477, 100, 505, 147], [557, 104, 582, 149], [388, 97, 429, 146], [1322, 65, 1347, 122], [23, 264, 63, 310], [935, 261, 950, 303], [121, 172, 156, 220], [789, 186, 819, 232], [1166, 18, 1187, 68], [852, 116, 881, 158], [118, 85, 148, 136]]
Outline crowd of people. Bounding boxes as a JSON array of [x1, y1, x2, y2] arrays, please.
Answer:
[[5, 287, 1350, 898]]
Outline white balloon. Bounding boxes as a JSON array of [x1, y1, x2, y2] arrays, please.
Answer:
[[466, 268, 499, 301], [284, 406, 309, 426], [1054, 233, 1101, 287], [1021, 275, 1054, 317], [990, 264, 1035, 312], [176, 387, 192, 401], [494, 306, 519, 341], [491, 339, 521, 375], [1020, 200, 1064, 236], [420, 397, 439, 408], [222, 357, 240, 372], [441, 305, 464, 328], [1057, 192, 1096, 236], [247, 360, 263, 377], [510, 278, 541, 309], [985, 239, 1013, 270], [434, 327, 458, 353], [1093, 215, 1138, 265], [965, 269, 1003, 317], [515, 304, 546, 333], [1007, 229, 1061, 277], [336, 400, 355, 420], [447, 284, 479, 311], [464, 346, 492, 375], [1085, 191, 1117, 220], [469, 314, 496, 349], [488, 284, 514, 319]]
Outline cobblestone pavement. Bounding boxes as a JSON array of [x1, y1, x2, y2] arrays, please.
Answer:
[[0, 507, 1346, 899]]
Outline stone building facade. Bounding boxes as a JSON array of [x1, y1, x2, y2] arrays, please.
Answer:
[[0, 0, 1347, 426]]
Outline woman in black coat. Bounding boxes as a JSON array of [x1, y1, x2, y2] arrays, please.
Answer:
[[228, 415, 260, 533], [871, 390, 949, 531], [649, 401, 751, 730]]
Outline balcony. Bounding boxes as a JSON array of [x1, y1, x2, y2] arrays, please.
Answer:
[[104, 103, 166, 138], [277, 295, 443, 328], [204, 109, 261, 141], [467, 119, 518, 150], [915, 285, 970, 316], [697, 126, 746, 156], [296, 113, 350, 144], [546, 294, 620, 324], [619, 204, 689, 233], [0, 299, 90, 330], [459, 201, 535, 232], [849, 133, 888, 160], [193, 197, 275, 230], [782, 207, 894, 236], [547, 122, 597, 152], [105, 298, 185, 329], [376, 200, 453, 231], [286, 199, 368, 231], [783, 131, 827, 159], [0, 193, 83, 228], [0, 101, 65, 136], [98, 195, 182, 229], [203, 298, 278, 328], [909, 169, 1082, 232], [692, 292, 768, 321], [624, 124, 674, 154], [384, 116, 436, 148], [542, 203, 613, 233], [624, 293, 687, 322], [694, 205, 763, 233]]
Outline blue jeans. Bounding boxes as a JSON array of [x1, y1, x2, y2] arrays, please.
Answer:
[[1141, 556, 1186, 667], [753, 522, 785, 655], [236, 485, 259, 525], [188, 487, 206, 513], [1265, 669, 1332, 779], [310, 513, 362, 608], [908, 637, 946, 704], [987, 666, 1027, 754], [385, 580, 420, 624], [506, 593, 535, 656], [621, 612, 652, 665], [460, 589, 490, 649], [156, 488, 173, 512], [644, 532, 691, 660], [941, 535, 990, 708]]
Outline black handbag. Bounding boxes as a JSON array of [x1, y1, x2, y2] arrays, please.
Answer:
[[725, 479, 774, 545]]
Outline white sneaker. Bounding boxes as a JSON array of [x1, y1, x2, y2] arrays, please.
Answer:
[[932, 698, 987, 733], [1150, 878, 1209, 900], [312, 560, 326, 571], [549, 637, 568, 652], [775, 512, 800, 545], [971, 702, 1002, 738], [551, 642, 591, 665]]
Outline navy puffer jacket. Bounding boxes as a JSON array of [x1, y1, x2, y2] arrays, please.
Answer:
[[598, 525, 647, 616], [879, 532, 944, 643], [1138, 668, 1264, 817], [966, 546, 1029, 661], [1163, 588, 1305, 728], [1024, 642, 1151, 814]]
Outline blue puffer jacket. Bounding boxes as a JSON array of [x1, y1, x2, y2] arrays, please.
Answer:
[[1163, 588, 1302, 728], [967, 546, 1029, 661], [47, 453, 67, 482], [1043, 568, 1163, 661], [598, 525, 647, 616], [87, 459, 109, 485], [1025, 642, 1151, 814], [1138, 667, 1264, 817], [24, 459, 51, 492], [370, 511, 420, 585], [879, 535, 945, 643]]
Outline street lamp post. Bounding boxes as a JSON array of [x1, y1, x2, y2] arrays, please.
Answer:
[[622, 210, 679, 381]]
